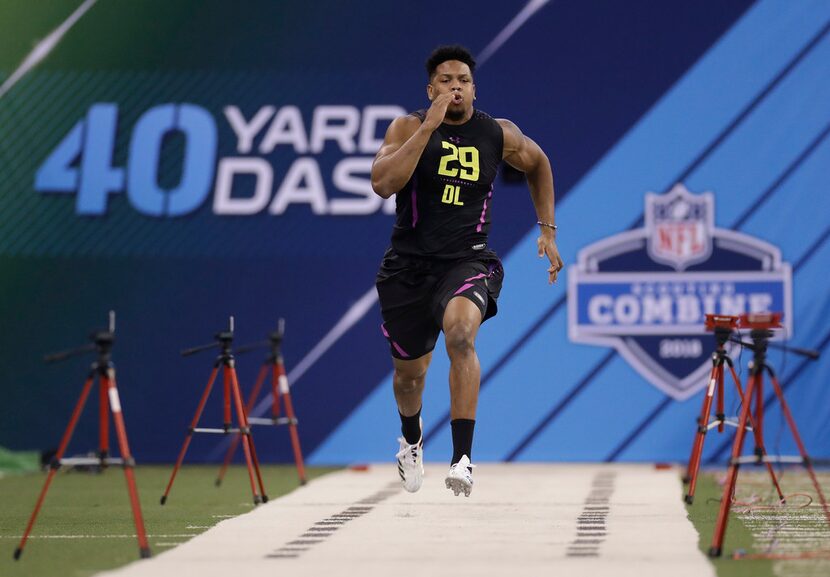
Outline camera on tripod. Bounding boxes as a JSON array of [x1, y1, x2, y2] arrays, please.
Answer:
[[704, 314, 739, 332], [739, 312, 782, 330]]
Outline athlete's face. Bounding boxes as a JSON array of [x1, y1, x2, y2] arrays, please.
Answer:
[[427, 60, 476, 122]]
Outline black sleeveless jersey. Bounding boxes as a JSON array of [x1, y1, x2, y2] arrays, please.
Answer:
[[390, 109, 504, 259]]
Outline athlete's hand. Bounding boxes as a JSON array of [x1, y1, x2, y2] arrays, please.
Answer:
[[422, 92, 456, 131], [537, 233, 564, 284]]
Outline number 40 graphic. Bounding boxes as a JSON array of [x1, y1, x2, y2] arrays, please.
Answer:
[[35, 103, 217, 216]]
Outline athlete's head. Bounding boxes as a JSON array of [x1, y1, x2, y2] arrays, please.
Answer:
[[426, 45, 476, 122]]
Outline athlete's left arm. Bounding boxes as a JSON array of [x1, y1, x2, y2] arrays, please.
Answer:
[[498, 118, 564, 284]]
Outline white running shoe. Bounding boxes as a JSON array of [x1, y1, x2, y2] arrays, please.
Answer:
[[445, 455, 475, 497], [395, 421, 424, 493]]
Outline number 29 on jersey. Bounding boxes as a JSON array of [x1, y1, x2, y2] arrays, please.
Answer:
[[438, 141, 479, 206]]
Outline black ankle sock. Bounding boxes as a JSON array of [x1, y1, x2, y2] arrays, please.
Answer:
[[399, 407, 422, 444], [450, 418, 475, 464]]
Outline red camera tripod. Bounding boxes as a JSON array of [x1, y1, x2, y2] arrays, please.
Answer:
[[14, 312, 150, 561], [708, 313, 830, 557], [215, 319, 306, 487], [161, 317, 268, 506], [684, 314, 784, 506]]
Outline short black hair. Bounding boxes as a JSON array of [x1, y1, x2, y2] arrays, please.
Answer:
[[426, 45, 476, 80]]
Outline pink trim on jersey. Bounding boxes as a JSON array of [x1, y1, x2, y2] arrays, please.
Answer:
[[453, 282, 475, 296], [476, 185, 493, 233]]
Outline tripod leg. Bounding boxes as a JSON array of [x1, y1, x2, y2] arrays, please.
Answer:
[[247, 364, 269, 416], [727, 363, 744, 398], [223, 367, 232, 429], [15, 375, 96, 560], [769, 370, 830, 527], [271, 365, 282, 419], [215, 434, 242, 488], [245, 433, 268, 503], [277, 361, 307, 484], [686, 363, 720, 504], [282, 393, 307, 485], [716, 361, 725, 434], [754, 373, 764, 457], [743, 379, 785, 503], [99, 378, 110, 463], [709, 372, 756, 557], [229, 366, 268, 503], [216, 364, 269, 487], [685, 378, 712, 484], [726, 360, 782, 499], [227, 365, 263, 504], [104, 372, 151, 558], [161, 366, 220, 505]]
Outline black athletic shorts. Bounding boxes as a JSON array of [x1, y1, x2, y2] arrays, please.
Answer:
[[375, 247, 504, 360]]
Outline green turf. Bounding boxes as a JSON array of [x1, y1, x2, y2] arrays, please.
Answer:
[[0, 447, 38, 474], [685, 472, 774, 577], [0, 464, 337, 577], [685, 470, 830, 577]]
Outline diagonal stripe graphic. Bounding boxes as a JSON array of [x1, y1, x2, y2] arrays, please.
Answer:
[[602, 124, 830, 462], [508, 15, 830, 460], [476, 0, 552, 67], [0, 0, 99, 100], [505, 352, 615, 461]]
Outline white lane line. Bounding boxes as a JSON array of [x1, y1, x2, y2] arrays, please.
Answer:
[[0, 0, 99, 100]]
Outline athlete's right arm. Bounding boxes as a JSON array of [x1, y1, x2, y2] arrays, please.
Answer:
[[371, 93, 455, 198]]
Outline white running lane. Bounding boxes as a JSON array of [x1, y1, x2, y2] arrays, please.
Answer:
[[99, 464, 714, 577]]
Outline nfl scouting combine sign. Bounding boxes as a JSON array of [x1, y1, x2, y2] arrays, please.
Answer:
[[568, 184, 792, 400]]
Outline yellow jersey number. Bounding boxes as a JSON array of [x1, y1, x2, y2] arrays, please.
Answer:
[[437, 141, 480, 182]]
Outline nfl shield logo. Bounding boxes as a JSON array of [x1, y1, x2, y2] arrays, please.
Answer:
[[646, 184, 713, 271], [568, 184, 792, 400]]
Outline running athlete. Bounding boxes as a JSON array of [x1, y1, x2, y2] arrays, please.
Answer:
[[371, 45, 562, 497]]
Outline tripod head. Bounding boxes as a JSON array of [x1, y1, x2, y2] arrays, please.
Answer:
[[725, 312, 820, 361], [235, 319, 286, 361], [44, 311, 117, 364], [181, 316, 235, 358], [705, 314, 739, 349]]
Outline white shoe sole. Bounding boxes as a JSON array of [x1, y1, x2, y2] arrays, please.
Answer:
[[445, 476, 472, 497]]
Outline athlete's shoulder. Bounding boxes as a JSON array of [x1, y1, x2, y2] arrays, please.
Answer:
[[383, 113, 423, 143], [494, 117, 523, 147], [472, 109, 504, 133], [471, 109, 505, 148], [391, 111, 424, 131], [473, 109, 496, 122], [493, 117, 520, 132]]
